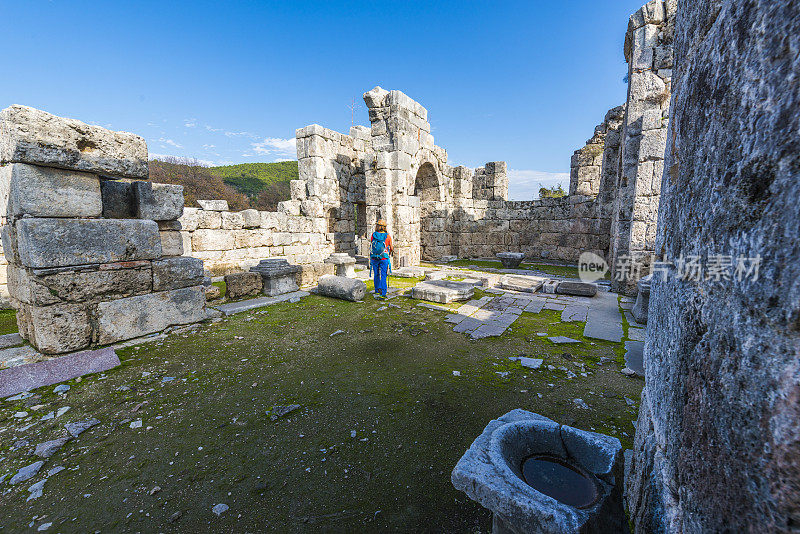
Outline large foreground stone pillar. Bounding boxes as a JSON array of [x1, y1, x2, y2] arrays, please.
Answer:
[[627, 1, 800, 531]]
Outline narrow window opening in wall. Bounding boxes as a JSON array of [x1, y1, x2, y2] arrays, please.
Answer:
[[354, 202, 367, 237], [326, 208, 337, 234]]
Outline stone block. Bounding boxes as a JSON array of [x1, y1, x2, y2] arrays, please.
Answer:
[[178, 207, 201, 231], [556, 281, 598, 297], [94, 286, 206, 345], [197, 199, 228, 211], [289, 180, 307, 200], [324, 252, 356, 277], [295, 263, 334, 287], [0, 105, 148, 179], [224, 272, 263, 299], [197, 210, 222, 229], [221, 211, 244, 230], [22, 302, 92, 354], [240, 209, 260, 228], [152, 257, 204, 291], [99, 178, 136, 218], [316, 274, 366, 302], [134, 181, 184, 221], [411, 280, 474, 303], [496, 252, 525, 268], [16, 218, 161, 268], [2, 163, 102, 218], [192, 229, 234, 251], [15, 263, 152, 305], [160, 231, 183, 257]]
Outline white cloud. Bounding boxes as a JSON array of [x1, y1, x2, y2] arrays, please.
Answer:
[[273, 158, 296, 162], [157, 137, 183, 149], [184, 118, 197, 128], [149, 153, 215, 167], [225, 130, 257, 139], [252, 137, 297, 157], [202, 144, 216, 149], [507, 169, 570, 200], [205, 125, 222, 132]]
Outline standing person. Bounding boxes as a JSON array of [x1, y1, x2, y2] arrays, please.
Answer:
[[370, 219, 393, 299]]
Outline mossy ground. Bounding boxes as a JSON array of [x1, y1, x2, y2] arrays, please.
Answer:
[[0, 309, 18, 335], [1, 284, 641, 533]]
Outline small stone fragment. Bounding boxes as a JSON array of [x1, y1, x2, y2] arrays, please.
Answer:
[[34, 437, 70, 458], [64, 418, 100, 437], [53, 384, 70, 394], [269, 404, 301, 421], [10, 460, 45, 484], [212, 503, 229, 516]]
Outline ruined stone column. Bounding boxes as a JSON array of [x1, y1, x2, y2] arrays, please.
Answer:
[[627, 0, 800, 530], [0, 105, 206, 354]]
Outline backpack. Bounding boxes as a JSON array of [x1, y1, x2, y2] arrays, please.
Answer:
[[371, 232, 389, 260]]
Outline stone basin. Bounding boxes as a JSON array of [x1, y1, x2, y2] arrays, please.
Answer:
[[497, 252, 525, 269], [452, 409, 626, 534]]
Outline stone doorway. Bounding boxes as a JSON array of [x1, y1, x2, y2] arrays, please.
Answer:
[[413, 162, 441, 262]]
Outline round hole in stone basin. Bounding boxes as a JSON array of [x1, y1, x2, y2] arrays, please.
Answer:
[[520, 454, 600, 509]]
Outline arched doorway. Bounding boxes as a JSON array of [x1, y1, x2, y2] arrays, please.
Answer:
[[413, 162, 442, 261]]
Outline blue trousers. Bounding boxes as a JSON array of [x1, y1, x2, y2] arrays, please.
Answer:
[[371, 258, 389, 296]]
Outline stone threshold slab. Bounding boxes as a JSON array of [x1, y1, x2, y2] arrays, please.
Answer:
[[213, 291, 310, 316], [0, 347, 120, 397]]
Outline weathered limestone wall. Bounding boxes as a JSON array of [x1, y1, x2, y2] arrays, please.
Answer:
[[627, 0, 800, 531], [179, 201, 333, 275], [0, 105, 206, 354], [609, 0, 675, 293]]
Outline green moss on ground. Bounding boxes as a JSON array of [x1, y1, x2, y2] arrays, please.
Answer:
[[0, 309, 18, 334], [0, 290, 641, 532]]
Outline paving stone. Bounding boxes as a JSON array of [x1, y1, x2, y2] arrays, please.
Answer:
[[0, 347, 119, 397], [34, 437, 70, 458], [214, 290, 309, 316], [453, 317, 482, 333], [500, 274, 546, 293], [561, 305, 589, 322], [64, 418, 100, 438], [624, 340, 645, 376], [523, 298, 546, 313], [544, 301, 567, 311], [584, 320, 624, 343], [628, 327, 646, 342], [0, 333, 24, 349]]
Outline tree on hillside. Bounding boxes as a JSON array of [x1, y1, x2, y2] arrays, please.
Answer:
[[149, 157, 251, 210]]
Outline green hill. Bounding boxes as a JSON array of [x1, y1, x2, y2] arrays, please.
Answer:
[[208, 161, 297, 210], [149, 158, 297, 211]]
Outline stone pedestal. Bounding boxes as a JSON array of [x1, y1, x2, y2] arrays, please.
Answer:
[[224, 272, 263, 299], [631, 274, 651, 324], [250, 258, 300, 296], [497, 252, 525, 269], [324, 253, 356, 278]]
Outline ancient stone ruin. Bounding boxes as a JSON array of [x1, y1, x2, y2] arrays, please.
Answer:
[[0, 105, 206, 354], [1, 0, 798, 531]]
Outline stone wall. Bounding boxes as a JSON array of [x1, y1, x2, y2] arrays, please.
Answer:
[[178, 201, 333, 275], [0, 105, 206, 354], [609, 0, 675, 293], [626, 0, 800, 531]]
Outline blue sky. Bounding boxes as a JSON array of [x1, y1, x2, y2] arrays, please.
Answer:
[[0, 1, 645, 199]]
